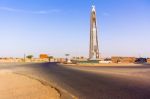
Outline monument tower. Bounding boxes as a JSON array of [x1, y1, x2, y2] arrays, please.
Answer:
[[89, 5, 100, 60]]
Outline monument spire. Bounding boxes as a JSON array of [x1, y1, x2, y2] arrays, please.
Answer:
[[89, 5, 100, 60]]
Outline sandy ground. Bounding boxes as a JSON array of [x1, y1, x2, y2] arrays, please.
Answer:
[[0, 70, 60, 99]]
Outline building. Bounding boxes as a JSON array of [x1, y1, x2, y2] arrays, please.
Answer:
[[0, 58, 23, 63], [147, 58, 150, 63], [39, 54, 48, 59], [89, 5, 100, 60], [111, 57, 136, 63]]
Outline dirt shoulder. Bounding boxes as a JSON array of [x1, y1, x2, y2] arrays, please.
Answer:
[[0, 70, 60, 99], [59, 63, 143, 67]]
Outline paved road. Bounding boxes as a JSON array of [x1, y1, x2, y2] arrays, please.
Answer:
[[1, 63, 150, 99]]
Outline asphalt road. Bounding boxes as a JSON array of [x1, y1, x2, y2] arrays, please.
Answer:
[[1, 63, 150, 99]]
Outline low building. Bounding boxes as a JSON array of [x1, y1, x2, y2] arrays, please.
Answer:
[[39, 54, 48, 59], [57, 58, 66, 63], [111, 57, 136, 63], [147, 58, 150, 63], [0, 58, 23, 63]]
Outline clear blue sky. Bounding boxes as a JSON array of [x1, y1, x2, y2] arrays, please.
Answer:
[[0, 0, 150, 58]]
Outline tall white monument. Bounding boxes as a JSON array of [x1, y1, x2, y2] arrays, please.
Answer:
[[89, 5, 100, 60]]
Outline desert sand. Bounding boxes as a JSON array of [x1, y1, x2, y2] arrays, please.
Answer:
[[0, 70, 60, 99]]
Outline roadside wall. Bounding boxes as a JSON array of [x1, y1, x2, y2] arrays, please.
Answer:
[[147, 59, 150, 63], [111, 57, 136, 63]]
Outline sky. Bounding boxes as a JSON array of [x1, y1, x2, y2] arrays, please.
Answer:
[[0, 0, 150, 58]]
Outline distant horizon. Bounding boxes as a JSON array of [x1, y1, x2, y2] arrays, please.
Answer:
[[0, 0, 150, 58]]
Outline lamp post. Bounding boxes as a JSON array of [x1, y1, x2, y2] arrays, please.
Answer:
[[65, 54, 70, 63], [24, 54, 26, 62]]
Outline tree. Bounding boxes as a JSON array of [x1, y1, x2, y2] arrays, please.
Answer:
[[48, 56, 54, 62], [26, 55, 33, 62], [65, 54, 70, 57], [65, 54, 70, 63]]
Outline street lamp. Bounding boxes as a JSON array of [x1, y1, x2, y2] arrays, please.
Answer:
[[65, 54, 70, 63]]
